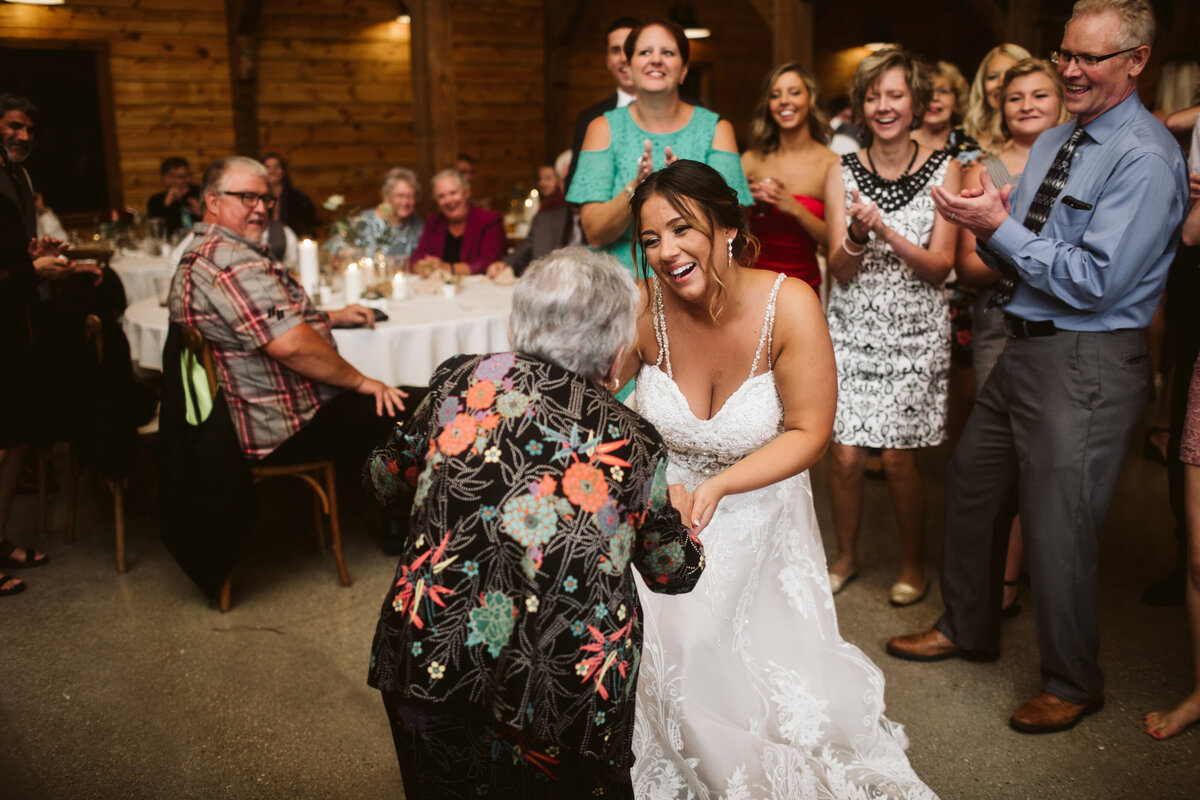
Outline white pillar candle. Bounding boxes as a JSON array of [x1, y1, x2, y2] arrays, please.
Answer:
[[298, 238, 319, 295], [344, 261, 365, 304], [391, 272, 409, 300]]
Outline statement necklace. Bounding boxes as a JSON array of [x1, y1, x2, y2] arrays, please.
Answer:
[[866, 140, 918, 181]]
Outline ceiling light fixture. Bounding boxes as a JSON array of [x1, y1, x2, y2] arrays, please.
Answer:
[[670, 1, 710, 40]]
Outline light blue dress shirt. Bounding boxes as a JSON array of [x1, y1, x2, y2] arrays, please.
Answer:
[[981, 92, 1188, 331]]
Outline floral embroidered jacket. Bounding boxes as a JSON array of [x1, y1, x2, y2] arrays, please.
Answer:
[[364, 352, 704, 766]]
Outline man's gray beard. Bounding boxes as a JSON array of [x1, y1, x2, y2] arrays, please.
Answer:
[[2, 144, 30, 165]]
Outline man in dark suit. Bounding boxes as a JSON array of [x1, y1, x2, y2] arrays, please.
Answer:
[[563, 16, 640, 192]]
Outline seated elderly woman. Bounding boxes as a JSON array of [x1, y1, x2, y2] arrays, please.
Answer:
[[411, 168, 505, 275], [363, 246, 704, 798], [328, 167, 424, 258]]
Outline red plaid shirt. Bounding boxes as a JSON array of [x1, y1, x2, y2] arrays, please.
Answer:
[[168, 223, 341, 459]]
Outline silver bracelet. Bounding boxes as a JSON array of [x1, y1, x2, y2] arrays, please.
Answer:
[[841, 235, 866, 257]]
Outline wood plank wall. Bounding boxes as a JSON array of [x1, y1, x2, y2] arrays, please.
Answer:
[[0, 0, 234, 215], [255, 0, 415, 214]]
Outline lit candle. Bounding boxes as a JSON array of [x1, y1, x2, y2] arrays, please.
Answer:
[[298, 238, 319, 296], [391, 272, 408, 301], [344, 261, 365, 304]]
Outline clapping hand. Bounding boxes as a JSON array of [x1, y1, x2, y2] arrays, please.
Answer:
[[27, 235, 66, 259], [636, 139, 655, 184], [847, 188, 882, 239], [931, 169, 1011, 240]]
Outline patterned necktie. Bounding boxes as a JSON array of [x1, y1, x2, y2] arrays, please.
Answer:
[[989, 125, 1087, 308]]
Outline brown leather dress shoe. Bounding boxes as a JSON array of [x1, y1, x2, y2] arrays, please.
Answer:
[[885, 628, 999, 662], [1010, 691, 1104, 733]]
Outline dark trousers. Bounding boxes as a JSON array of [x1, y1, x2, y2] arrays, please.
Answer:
[[1166, 246, 1200, 566], [381, 692, 633, 800], [937, 329, 1150, 703]]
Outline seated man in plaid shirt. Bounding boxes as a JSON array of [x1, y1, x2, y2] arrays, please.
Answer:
[[169, 156, 420, 549]]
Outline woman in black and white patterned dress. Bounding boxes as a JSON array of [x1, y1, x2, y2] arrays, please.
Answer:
[[822, 47, 960, 606]]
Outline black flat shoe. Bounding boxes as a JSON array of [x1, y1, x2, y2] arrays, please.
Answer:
[[0, 540, 49, 570], [0, 573, 27, 596], [1001, 579, 1021, 619]]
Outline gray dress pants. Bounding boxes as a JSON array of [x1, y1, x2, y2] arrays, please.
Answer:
[[936, 328, 1149, 704]]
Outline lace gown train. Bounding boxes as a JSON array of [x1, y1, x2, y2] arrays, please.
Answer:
[[632, 274, 937, 799]]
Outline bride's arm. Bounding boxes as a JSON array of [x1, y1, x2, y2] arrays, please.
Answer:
[[687, 279, 836, 531]]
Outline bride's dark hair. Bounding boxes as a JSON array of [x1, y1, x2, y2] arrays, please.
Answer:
[[630, 160, 759, 323]]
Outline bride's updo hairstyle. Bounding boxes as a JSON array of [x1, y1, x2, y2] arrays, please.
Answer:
[[630, 159, 759, 323]]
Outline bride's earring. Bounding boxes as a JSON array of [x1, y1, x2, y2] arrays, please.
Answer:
[[727, 237, 734, 267]]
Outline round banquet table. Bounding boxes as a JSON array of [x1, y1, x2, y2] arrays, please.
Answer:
[[122, 276, 514, 387], [110, 252, 176, 304]]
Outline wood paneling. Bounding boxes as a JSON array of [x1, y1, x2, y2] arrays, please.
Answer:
[[0, 0, 235, 214]]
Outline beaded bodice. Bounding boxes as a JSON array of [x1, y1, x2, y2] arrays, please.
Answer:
[[637, 273, 785, 486], [842, 149, 949, 212]]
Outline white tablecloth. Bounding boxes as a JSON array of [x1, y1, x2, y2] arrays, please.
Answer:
[[110, 252, 176, 305], [122, 276, 514, 387]]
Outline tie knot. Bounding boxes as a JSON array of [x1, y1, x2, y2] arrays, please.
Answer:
[[1067, 126, 1086, 147]]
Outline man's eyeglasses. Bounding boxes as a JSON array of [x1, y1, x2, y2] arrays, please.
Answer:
[[222, 191, 276, 209], [1050, 47, 1137, 69]]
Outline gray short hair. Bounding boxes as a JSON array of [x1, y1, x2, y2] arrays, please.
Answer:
[[1068, 0, 1155, 50], [510, 247, 638, 382], [381, 167, 419, 203], [201, 156, 267, 199], [431, 168, 465, 192]]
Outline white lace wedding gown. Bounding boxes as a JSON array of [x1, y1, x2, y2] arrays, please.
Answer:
[[632, 274, 937, 800]]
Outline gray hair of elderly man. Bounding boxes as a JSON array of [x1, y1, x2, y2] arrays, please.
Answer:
[[381, 166, 420, 202], [201, 156, 268, 199], [510, 247, 638, 383]]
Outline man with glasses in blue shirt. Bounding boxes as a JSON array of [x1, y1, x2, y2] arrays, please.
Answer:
[[888, 0, 1188, 734]]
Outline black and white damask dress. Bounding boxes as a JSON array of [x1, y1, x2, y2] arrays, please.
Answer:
[[828, 151, 951, 449]]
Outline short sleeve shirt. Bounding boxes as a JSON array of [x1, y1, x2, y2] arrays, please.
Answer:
[[168, 222, 341, 459]]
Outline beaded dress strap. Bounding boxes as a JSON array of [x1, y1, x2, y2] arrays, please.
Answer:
[[749, 273, 786, 379], [650, 275, 673, 379]]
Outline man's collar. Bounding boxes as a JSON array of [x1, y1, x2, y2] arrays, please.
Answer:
[[1079, 90, 1140, 145], [195, 221, 271, 257], [616, 89, 635, 107]]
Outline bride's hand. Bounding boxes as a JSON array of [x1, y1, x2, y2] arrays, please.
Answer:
[[667, 484, 694, 528], [689, 478, 726, 534]]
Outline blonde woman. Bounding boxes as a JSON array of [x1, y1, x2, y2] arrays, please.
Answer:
[[962, 43, 1032, 151], [915, 61, 980, 161]]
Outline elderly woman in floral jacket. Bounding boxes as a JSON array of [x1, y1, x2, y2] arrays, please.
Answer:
[[364, 246, 704, 799]]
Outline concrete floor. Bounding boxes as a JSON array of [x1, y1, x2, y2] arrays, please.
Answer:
[[3, 423, 1199, 799]]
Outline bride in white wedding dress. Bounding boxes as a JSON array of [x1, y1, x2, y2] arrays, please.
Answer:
[[619, 160, 937, 800]]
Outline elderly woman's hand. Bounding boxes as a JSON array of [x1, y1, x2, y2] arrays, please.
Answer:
[[668, 484, 694, 529]]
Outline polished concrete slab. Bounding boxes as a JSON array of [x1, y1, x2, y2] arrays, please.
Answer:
[[2, 425, 1199, 799]]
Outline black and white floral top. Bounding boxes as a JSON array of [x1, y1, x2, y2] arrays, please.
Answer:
[[364, 352, 704, 766]]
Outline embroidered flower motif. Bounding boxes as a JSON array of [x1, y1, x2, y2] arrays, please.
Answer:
[[465, 379, 496, 410], [525, 595, 539, 613], [436, 396, 461, 425], [596, 499, 620, 535], [570, 620, 586, 636], [647, 458, 669, 512], [644, 539, 685, 579], [609, 465, 624, 484], [496, 390, 534, 419], [475, 785, 488, 797], [525, 440, 543, 456], [599, 520, 634, 576], [501, 493, 559, 549], [463, 560, 479, 577], [472, 433, 488, 453], [483, 446, 501, 464], [391, 530, 456, 629], [575, 661, 590, 676], [475, 352, 515, 382], [617, 604, 626, 621], [427, 661, 446, 680], [412, 463, 433, 507], [563, 462, 609, 513], [594, 711, 607, 725], [594, 603, 608, 619], [411, 641, 423, 656], [607, 424, 620, 438], [480, 505, 497, 521], [562, 576, 579, 593], [466, 591, 515, 658], [437, 413, 477, 456]]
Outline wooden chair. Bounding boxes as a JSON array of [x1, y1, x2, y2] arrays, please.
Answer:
[[179, 326, 351, 612], [58, 314, 159, 572]]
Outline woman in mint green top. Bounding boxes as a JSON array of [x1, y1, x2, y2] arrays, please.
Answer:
[[567, 18, 751, 276]]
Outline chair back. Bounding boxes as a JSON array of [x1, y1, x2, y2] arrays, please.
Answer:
[[84, 313, 103, 365], [180, 325, 219, 398]]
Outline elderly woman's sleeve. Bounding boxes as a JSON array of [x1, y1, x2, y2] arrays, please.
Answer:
[[632, 454, 704, 594], [362, 390, 435, 511]]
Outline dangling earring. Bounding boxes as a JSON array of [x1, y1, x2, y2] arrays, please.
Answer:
[[727, 237, 734, 267]]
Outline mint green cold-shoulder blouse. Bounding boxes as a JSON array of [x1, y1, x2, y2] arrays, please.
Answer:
[[566, 105, 752, 276]]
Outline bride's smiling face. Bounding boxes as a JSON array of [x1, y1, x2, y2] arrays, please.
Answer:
[[638, 193, 733, 301]]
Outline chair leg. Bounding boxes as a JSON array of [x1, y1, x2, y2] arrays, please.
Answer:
[[219, 575, 232, 612], [312, 482, 326, 552], [324, 464, 350, 586], [36, 448, 47, 538], [110, 479, 126, 573], [66, 448, 80, 543]]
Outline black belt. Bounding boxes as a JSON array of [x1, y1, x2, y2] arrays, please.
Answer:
[[1003, 314, 1057, 339]]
